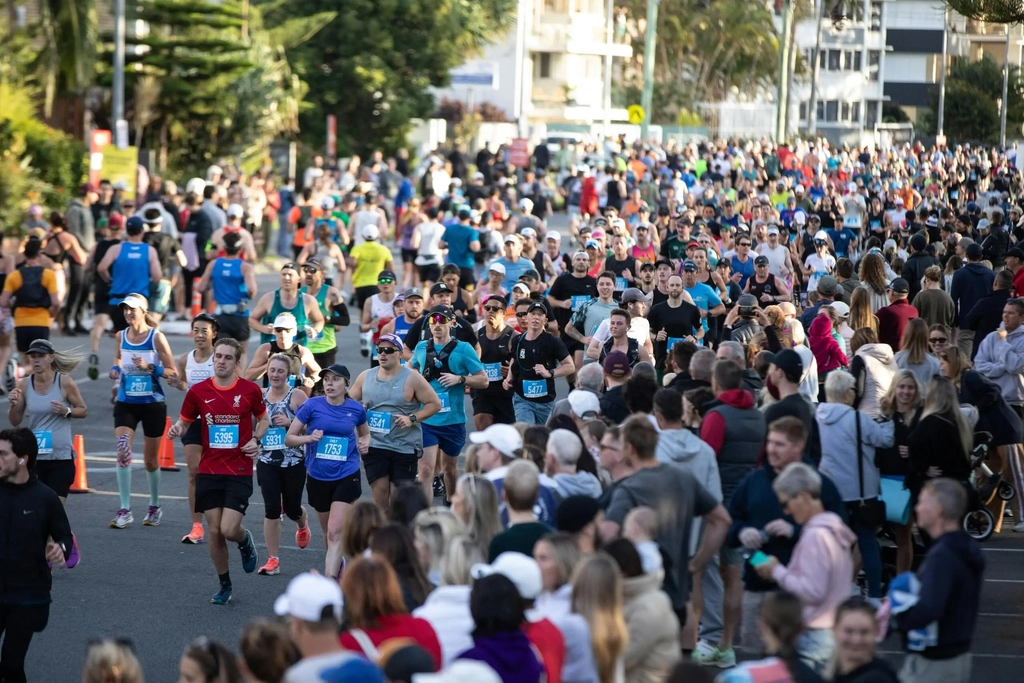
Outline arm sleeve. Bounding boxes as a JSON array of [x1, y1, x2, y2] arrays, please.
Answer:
[[43, 270, 58, 294], [770, 533, 831, 604], [3, 272, 19, 293]]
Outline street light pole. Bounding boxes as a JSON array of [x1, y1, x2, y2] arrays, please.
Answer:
[[112, 0, 126, 148], [640, 0, 660, 141], [808, 0, 823, 136], [603, 0, 614, 141], [1001, 26, 1010, 148], [775, 0, 793, 142], [936, 8, 948, 137]]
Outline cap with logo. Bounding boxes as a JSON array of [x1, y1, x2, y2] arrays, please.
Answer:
[[404, 287, 424, 299], [272, 312, 297, 330], [889, 277, 910, 294], [428, 304, 456, 319], [603, 350, 631, 378], [682, 260, 698, 272], [754, 255, 770, 267], [430, 282, 453, 296]]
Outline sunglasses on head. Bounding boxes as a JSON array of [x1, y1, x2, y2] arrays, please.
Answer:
[[378, 278, 394, 284], [427, 314, 450, 325], [376, 346, 400, 355]]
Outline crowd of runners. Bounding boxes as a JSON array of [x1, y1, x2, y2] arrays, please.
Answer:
[[0, 137, 1020, 683]]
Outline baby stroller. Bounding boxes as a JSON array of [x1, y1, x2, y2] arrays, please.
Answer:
[[963, 431, 1016, 541]]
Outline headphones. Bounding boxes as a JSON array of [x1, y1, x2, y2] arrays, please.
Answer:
[[18, 459, 24, 466]]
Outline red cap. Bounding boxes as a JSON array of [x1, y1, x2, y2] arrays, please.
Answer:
[[108, 213, 124, 228]]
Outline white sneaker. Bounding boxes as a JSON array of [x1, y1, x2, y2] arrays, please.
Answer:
[[110, 509, 134, 529], [1012, 521, 1024, 533], [691, 640, 718, 665]]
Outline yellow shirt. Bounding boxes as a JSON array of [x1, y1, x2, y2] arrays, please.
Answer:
[[350, 241, 393, 288], [4, 268, 57, 327]]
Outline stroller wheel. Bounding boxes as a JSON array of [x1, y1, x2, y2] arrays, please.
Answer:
[[963, 508, 995, 541], [999, 482, 1016, 502]]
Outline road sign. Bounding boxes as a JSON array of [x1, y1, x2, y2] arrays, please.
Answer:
[[509, 138, 530, 168], [627, 104, 646, 125], [450, 62, 499, 89]]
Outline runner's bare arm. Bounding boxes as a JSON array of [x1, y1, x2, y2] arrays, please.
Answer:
[[61, 375, 87, 418], [409, 373, 442, 421], [242, 262, 257, 300], [348, 372, 366, 402], [244, 343, 271, 382], [248, 293, 274, 335], [196, 259, 215, 294], [97, 243, 120, 282], [154, 333, 179, 382], [304, 294, 325, 335]]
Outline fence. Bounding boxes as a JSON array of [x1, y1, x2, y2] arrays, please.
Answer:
[[698, 102, 777, 140]]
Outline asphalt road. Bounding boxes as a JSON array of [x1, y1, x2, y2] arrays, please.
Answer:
[[15, 215, 1024, 682]]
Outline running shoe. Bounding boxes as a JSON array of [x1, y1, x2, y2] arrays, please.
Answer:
[[65, 534, 81, 569], [110, 509, 133, 528], [691, 640, 718, 666], [211, 586, 232, 605], [182, 523, 205, 544], [258, 557, 281, 575], [1013, 521, 1024, 533], [713, 649, 736, 669], [239, 529, 258, 573], [143, 506, 163, 526], [295, 524, 311, 549], [87, 353, 99, 381], [432, 475, 446, 499]]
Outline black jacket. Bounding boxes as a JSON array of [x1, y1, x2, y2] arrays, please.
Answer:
[[901, 251, 940, 302], [896, 530, 985, 660], [964, 288, 1011, 358], [832, 658, 900, 683], [600, 385, 629, 424], [0, 474, 72, 604]]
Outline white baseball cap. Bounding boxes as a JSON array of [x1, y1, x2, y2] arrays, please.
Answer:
[[766, 225, 780, 235], [321, 196, 336, 210], [546, 230, 562, 242], [793, 211, 807, 225], [567, 389, 600, 421], [362, 224, 380, 240], [274, 572, 343, 622], [120, 293, 149, 311], [471, 552, 543, 600], [186, 177, 207, 195], [794, 184, 805, 193], [519, 198, 534, 212], [520, 227, 537, 239], [830, 301, 850, 318], [469, 423, 523, 458], [272, 312, 297, 330], [488, 262, 506, 275], [227, 203, 245, 219]]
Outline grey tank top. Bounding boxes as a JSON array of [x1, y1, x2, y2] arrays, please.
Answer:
[[362, 365, 422, 453], [26, 373, 73, 461]]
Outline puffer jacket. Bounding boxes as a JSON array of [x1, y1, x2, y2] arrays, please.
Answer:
[[852, 343, 897, 418], [622, 572, 681, 683], [809, 315, 847, 373]]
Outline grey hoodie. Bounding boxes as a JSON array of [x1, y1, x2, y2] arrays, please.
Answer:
[[815, 402, 894, 501], [656, 427, 722, 556], [553, 470, 603, 498]]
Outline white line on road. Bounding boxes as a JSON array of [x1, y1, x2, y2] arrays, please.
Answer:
[[878, 650, 1024, 659], [985, 579, 1024, 584]]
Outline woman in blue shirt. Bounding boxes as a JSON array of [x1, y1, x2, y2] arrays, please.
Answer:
[[286, 363, 368, 579]]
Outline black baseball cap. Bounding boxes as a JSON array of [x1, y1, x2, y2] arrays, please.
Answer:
[[321, 364, 351, 380], [25, 339, 55, 355], [655, 258, 674, 269], [378, 270, 397, 281], [639, 261, 656, 271], [755, 255, 770, 267], [303, 259, 324, 271], [191, 312, 220, 332], [427, 305, 456, 319], [765, 349, 803, 382], [430, 282, 453, 296], [280, 262, 299, 272], [888, 277, 910, 294], [526, 301, 548, 317], [520, 268, 541, 281], [1006, 247, 1024, 261]]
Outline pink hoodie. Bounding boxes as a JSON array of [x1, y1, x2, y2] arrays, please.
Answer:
[[771, 511, 856, 629], [808, 314, 848, 373]]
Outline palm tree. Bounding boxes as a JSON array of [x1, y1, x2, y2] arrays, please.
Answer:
[[34, 0, 98, 116]]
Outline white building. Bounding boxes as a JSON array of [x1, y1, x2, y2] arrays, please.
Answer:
[[434, 0, 632, 132]]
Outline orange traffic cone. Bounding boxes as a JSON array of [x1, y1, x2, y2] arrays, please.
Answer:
[[159, 417, 180, 471], [69, 434, 92, 494], [190, 278, 202, 319]]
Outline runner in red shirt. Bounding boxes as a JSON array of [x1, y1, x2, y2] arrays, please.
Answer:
[[168, 338, 269, 605]]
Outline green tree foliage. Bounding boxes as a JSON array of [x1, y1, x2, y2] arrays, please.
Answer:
[[33, 0, 99, 115], [285, 0, 516, 156], [621, 0, 779, 123], [924, 56, 1022, 143], [942, 0, 1024, 24]]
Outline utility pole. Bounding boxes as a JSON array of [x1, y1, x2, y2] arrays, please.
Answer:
[[602, 0, 614, 141], [112, 0, 126, 148], [775, 0, 793, 142], [1001, 26, 1010, 148], [640, 0, 660, 141], [937, 8, 948, 137], [807, 0, 823, 136]]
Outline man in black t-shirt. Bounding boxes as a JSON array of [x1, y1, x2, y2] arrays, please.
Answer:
[[763, 349, 821, 464], [403, 281, 479, 353], [647, 274, 703, 371], [503, 301, 574, 425], [142, 208, 185, 323], [605, 235, 638, 294], [547, 251, 598, 352]]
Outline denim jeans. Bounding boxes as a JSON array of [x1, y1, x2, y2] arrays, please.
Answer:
[[797, 628, 834, 675], [513, 394, 553, 425], [849, 514, 883, 598]]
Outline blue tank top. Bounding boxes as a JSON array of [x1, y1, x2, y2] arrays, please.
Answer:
[[393, 314, 414, 341], [211, 258, 247, 313], [108, 243, 151, 303], [116, 328, 166, 404]]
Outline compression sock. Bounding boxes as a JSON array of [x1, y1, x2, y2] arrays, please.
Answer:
[[115, 466, 132, 510], [146, 469, 160, 507], [219, 572, 231, 589]]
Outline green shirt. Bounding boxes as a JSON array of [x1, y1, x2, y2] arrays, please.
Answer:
[[488, 522, 554, 562]]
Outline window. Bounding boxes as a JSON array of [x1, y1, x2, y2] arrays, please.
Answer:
[[868, 50, 880, 81], [799, 101, 808, 120], [851, 101, 861, 123], [854, 51, 862, 71], [869, 1, 883, 31], [841, 102, 850, 121], [825, 100, 839, 122], [865, 100, 878, 130], [538, 52, 552, 79], [843, 51, 853, 70], [828, 50, 841, 70], [817, 101, 825, 121]]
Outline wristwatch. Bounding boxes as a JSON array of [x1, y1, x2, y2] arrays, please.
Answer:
[[64, 407, 71, 418], [459, 375, 466, 385], [409, 414, 418, 424]]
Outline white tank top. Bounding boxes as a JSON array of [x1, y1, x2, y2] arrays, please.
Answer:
[[185, 349, 214, 388], [758, 243, 790, 278], [370, 294, 395, 321]]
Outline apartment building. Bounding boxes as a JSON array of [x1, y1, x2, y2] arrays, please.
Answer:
[[434, 0, 631, 129]]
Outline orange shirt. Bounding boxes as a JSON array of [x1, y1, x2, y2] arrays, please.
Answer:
[[3, 269, 57, 327], [287, 205, 323, 247]]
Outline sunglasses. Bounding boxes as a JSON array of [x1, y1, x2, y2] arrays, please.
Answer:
[[378, 278, 395, 284], [483, 305, 504, 313], [376, 346, 400, 355], [738, 242, 751, 247], [929, 337, 948, 343], [273, 327, 295, 333], [427, 314, 450, 325], [515, 311, 528, 317], [302, 266, 318, 274]]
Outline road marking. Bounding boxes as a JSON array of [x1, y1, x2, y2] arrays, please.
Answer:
[[879, 650, 1024, 659], [986, 579, 1024, 584], [983, 548, 1024, 552]]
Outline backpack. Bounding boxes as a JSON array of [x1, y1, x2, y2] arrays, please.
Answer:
[[600, 336, 640, 367], [422, 339, 458, 383], [13, 266, 52, 310]]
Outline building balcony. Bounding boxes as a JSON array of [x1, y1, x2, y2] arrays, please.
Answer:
[[529, 18, 632, 57]]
